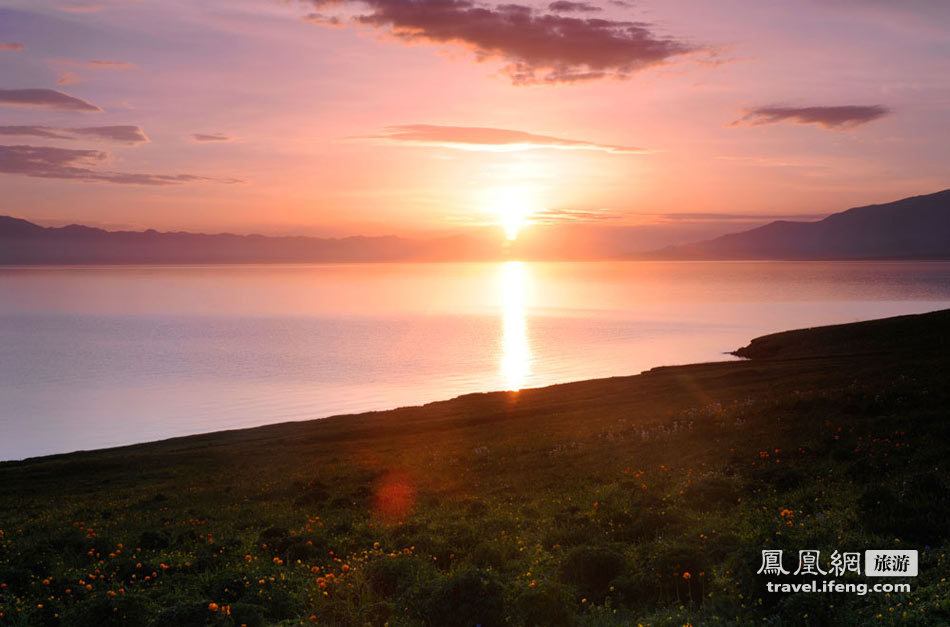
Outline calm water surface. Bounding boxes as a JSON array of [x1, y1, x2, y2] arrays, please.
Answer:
[[2, 261, 949, 460]]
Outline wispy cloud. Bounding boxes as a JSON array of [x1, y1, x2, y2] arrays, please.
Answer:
[[0, 125, 149, 145], [364, 124, 649, 154], [60, 4, 106, 13], [306, 0, 704, 84], [55, 59, 136, 69], [731, 105, 891, 130], [0, 43, 24, 51], [548, 2, 602, 13], [57, 72, 83, 85], [0, 145, 241, 185], [192, 133, 234, 142], [0, 89, 102, 112], [301, 12, 344, 27], [532, 207, 620, 223]]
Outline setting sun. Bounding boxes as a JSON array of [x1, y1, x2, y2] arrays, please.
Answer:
[[494, 189, 535, 241]]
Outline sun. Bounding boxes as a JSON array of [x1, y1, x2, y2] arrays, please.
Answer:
[[495, 189, 534, 241]]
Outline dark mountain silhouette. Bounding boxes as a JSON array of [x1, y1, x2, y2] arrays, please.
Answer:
[[0, 216, 504, 264], [2, 189, 948, 263], [655, 189, 950, 260]]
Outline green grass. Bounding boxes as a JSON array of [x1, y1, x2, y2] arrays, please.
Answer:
[[2, 310, 950, 625]]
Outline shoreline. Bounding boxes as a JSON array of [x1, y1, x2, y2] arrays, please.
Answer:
[[4, 308, 946, 468], [2, 308, 948, 624]]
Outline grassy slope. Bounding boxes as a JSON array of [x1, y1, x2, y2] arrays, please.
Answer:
[[1, 310, 949, 626]]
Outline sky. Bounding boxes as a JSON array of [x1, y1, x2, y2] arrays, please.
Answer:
[[0, 0, 948, 245]]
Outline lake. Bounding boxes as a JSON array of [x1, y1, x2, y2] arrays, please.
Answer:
[[2, 261, 949, 461]]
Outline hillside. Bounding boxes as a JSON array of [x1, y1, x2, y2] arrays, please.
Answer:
[[1, 309, 947, 625], [4, 189, 950, 264], [0, 216, 427, 264], [657, 189, 950, 260]]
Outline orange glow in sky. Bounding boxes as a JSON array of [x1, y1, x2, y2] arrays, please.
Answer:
[[1, 0, 948, 246]]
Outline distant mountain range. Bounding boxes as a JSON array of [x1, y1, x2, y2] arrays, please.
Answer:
[[1, 190, 948, 263], [0, 216, 479, 264], [654, 189, 950, 260]]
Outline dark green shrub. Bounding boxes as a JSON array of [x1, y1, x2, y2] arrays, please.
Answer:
[[754, 465, 804, 492], [416, 568, 506, 627], [560, 546, 625, 601], [513, 583, 576, 626], [205, 572, 251, 603], [682, 476, 741, 511], [363, 554, 421, 598], [610, 571, 657, 608], [902, 472, 950, 542], [610, 509, 666, 542], [467, 540, 517, 570], [64, 595, 151, 627], [229, 602, 266, 627], [648, 542, 708, 603], [259, 585, 302, 621], [857, 484, 902, 537], [294, 480, 330, 506], [138, 530, 170, 550]]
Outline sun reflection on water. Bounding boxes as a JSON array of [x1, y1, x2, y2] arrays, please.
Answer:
[[499, 261, 531, 391]]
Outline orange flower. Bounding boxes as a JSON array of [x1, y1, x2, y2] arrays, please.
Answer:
[[682, 572, 691, 580], [208, 602, 219, 612]]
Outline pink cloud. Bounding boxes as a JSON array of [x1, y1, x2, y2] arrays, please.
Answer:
[[0, 144, 240, 185], [731, 105, 891, 130], [57, 72, 83, 85], [0, 125, 149, 145], [307, 0, 703, 84], [0, 89, 102, 112], [367, 124, 649, 154], [192, 133, 234, 142]]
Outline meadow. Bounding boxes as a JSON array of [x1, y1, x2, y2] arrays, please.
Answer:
[[1, 310, 948, 626]]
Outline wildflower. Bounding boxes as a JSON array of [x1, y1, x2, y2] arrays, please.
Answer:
[[208, 602, 219, 612], [683, 572, 691, 580]]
